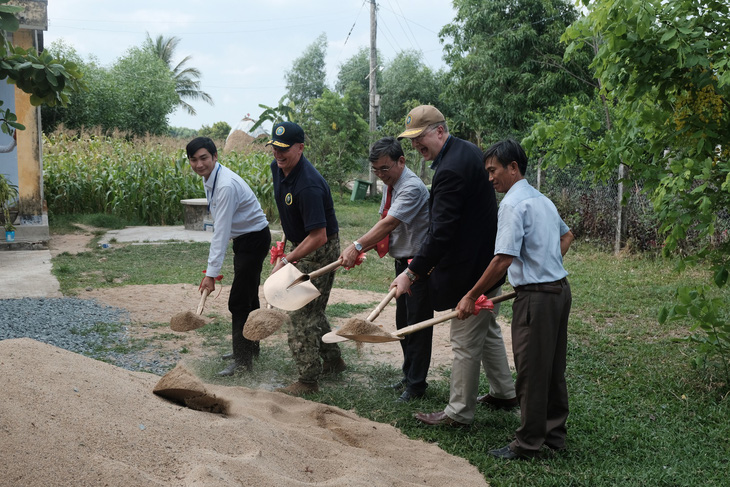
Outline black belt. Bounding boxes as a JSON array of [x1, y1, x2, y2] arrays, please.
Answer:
[[233, 226, 270, 241], [514, 277, 567, 294]]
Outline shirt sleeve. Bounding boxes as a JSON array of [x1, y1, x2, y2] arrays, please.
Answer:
[[559, 217, 570, 236], [206, 185, 235, 278], [494, 203, 523, 257]]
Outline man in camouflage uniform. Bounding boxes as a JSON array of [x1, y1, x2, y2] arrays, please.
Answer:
[[268, 121, 345, 396]]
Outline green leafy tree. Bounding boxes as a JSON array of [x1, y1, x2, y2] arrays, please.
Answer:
[[198, 121, 231, 141], [301, 89, 369, 196], [145, 34, 213, 116], [42, 42, 178, 136], [378, 50, 443, 125], [0, 2, 82, 134], [169, 126, 197, 139], [110, 46, 178, 135], [285, 33, 328, 109], [335, 46, 380, 121], [440, 0, 591, 141], [527, 0, 730, 382]]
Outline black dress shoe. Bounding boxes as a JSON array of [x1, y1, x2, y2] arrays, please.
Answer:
[[477, 394, 519, 411], [396, 390, 424, 403], [217, 362, 249, 377], [385, 378, 407, 391], [489, 444, 538, 460], [221, 352, 234, 360]]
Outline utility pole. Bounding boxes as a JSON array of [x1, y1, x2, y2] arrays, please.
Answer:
[[368, 0, 379, 197]]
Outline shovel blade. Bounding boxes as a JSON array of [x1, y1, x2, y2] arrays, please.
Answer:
[[322, 330, 350, 343], [339, 333, 402, 343], [263, 263, 321, 311]]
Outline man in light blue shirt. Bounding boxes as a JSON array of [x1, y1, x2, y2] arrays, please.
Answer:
[[456, 139, 574, 460], [187, 137, 271, 377]]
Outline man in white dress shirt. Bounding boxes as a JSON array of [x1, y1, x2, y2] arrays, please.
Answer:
[[186, 137, 271, 376]]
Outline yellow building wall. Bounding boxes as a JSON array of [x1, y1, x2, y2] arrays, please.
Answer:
[[13, 29, 43, 222]]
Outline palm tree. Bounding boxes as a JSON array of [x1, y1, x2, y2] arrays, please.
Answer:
[[146, 34, 213, 116]]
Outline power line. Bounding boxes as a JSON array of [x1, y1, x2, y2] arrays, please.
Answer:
[[384, 0, 422, 54]]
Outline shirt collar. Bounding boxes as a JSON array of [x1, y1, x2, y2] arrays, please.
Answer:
[[204, 162, 221, 189], [429, 135, 452, 170]]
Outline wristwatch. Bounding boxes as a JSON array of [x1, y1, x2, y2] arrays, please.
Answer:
[[280, 256, 289, 265], [405, 269, 417, 283], [353, 241, 363, 252]]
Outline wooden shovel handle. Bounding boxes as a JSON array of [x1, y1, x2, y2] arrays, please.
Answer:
[[366, 288, 397, 322], [197, 288, 210, 315], [393, 291, 517, 338], [307, 259, 343, 280]]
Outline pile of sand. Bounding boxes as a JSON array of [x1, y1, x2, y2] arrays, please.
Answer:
[[169, 310, 206, 332], [0, 338, 488, 487]]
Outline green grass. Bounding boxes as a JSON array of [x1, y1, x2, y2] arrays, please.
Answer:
[[49, 212, 140, 233], [50, 199, 730, 486]]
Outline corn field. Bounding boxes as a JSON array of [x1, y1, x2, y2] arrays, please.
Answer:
[[43, 132, 277, 225]]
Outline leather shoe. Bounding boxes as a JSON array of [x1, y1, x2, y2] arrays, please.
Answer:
[[414, 411, 468, 428], [386, 378, 406, 391], [477, 394, 519, 411], [396, 390, 424, 403], [489, 444, 538, 460], [217, 362, 250, 377], [221, 352, 234, 360]]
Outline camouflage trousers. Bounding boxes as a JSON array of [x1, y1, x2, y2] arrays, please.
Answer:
[[287, 235, 342, 383]]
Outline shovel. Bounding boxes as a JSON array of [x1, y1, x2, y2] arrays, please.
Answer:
[[323, 287, 398, 344], [328, 291, 517, 343], [263, 258, 343, 311], [286, 259, 343, 289]]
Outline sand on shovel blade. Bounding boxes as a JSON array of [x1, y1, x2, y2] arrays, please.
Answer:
[[243, 308, 291, 340], [336, 318, 393, 338], [153, 364, 230, 414], [170, 311, 206, 332]]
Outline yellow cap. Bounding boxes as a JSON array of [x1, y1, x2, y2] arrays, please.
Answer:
[[397, 105, 445, 139]]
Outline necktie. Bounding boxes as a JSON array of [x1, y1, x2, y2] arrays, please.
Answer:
[[376, 185, 393, 258]]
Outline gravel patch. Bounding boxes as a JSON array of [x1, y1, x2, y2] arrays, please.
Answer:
[[0, 297, 176, 375]]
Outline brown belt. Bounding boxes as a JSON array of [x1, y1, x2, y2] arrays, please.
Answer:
[[514, 277, 567, 294]]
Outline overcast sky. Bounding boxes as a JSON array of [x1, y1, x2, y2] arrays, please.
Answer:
[[44, 0, 457, 132]]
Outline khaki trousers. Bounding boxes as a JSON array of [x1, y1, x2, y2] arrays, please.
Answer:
[[445, 287, 515, 424]]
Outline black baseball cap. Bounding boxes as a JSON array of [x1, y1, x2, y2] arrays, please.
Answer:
[[266, 121, 305, 148]]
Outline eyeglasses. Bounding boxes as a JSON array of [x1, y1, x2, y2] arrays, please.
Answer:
[[412, 126, 435, 144], [371, 162, 395, 174]]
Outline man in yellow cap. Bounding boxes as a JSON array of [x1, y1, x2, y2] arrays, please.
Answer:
[[392, 105, 517, 427]]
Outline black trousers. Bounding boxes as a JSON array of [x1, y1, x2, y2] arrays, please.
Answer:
[[394, 258, 434, 395], [229, 226, 271, 366]]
